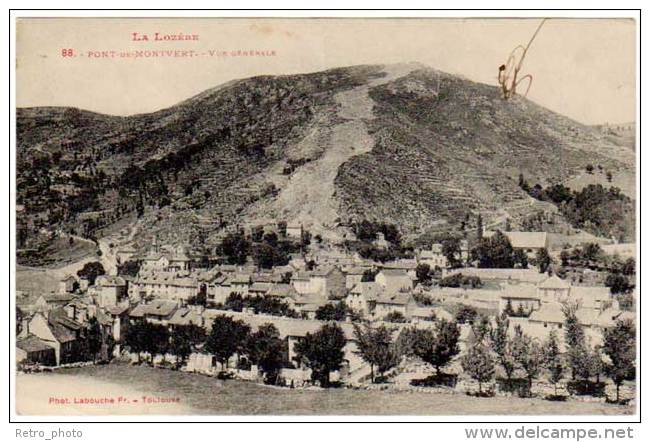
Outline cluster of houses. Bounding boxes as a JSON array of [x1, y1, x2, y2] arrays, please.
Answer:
[[16, 230, 635, 383]]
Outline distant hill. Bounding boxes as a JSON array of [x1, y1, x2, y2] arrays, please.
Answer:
[[16, 63, 635, 257]]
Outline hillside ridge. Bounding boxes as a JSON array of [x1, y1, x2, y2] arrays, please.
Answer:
[[16, 63, 635, 258]]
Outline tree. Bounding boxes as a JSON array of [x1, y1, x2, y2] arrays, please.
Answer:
[[454, 305, 478, 324], [534, 248, 553, 274], [170, 324, 205, 368], [586, 164, 594, 174], [476, 214, 484, 240], [512, 326, 544, 396], [513, 249, 528, 269], [491, 312, 516, 383], [205, 315, 251, 371], [117, 259, 141, 277], [384, 311, 408, 323], [562, 301, 601, 386], [124, 321, 147, 363], [562, 301, 586, 380], [187, 286, 208, 307], [145, 323, 170, 365], [77, 261, 105, 285], [621, 258, 636, 276], [415, 263, 433, 285], [246, 323, 287, 384], [441, 238, 462, 268], [361, 268, 378, 282], [294, 323, 346, 387], [439, 273, 482, 288], [603, 319, 636, 402], [277, 221, 287, 237], [413, 320, 461, 376], [543, 330, 564, 396], [221, 232, 250, 265], [252, 234, 289, 269], [315, 302, 348, 321], [604, 273, 633, 295], [473, 231, 514, 268], [470, 315, 491, 344], [461, 343, 495, 394], [353, 323, 399, 383], [393, 326, 421, 358], [85, 317, 103, 363]]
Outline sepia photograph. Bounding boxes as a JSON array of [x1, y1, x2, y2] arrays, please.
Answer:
[[11, 13, 639, 419]]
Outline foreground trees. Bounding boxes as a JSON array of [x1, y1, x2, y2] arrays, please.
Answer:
[[294, 323, 346, 387], [124, 321, 169, 365], [246, 324, 287, 384], [461, 342, 495, 394], [353, 323, 399, 383], [170, 324, 206, 367], [603, 319, 636, 403], [490, 312, 517, 384], [77, 261, 105, 285], [512, 326, 544, 396], [472, 231, 514, 268], [205, 315, 251, 371], [543, 330, 564, 396], [413, 319, 461, 377]]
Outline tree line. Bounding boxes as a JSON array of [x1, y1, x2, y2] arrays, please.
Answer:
[[122, 308, 634, 401]]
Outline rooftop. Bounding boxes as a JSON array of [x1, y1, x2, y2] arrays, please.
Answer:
[[484, 231, 548, 249]]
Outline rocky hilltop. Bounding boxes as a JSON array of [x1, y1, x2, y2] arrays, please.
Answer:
[[16, 63, 634, 253]]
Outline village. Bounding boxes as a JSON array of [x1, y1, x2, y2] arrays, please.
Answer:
[[14, 216, 637, 406]]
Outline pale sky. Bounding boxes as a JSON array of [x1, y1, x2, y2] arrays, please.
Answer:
[[16, 18, 636, 124]]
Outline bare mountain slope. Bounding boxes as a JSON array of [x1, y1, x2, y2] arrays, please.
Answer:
[[16, 64, 634, 254]]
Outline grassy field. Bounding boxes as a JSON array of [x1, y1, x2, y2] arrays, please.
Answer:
[[16, 265, 60, 293], [16, 364, 634, 416]]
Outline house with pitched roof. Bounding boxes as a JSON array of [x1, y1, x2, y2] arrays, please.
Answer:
[[115, 244, 137, 264], [343, 266, 368, 289], [27, 311, 85, 365], [499, 283, 541, 315], [291, 266, 346, 300], [129, 271, 198, 303], [373, 292, 417, 321], [484, 231, 548, 257], [129, 299, 178, 326], [375, 269, 413, 293], [229, 273, 252, 295], [140, 251, 170, 273], [168, 246, 192, 272], [266, 283, 299, 300], [418, 243, 448, 269], [16, 335, 56, 366], [101, 304, 130, 343], [290, 293, 329, 319], [249, 282, 273, 297], [382, 260, 418, 278], [59, 275, 77, 294], [499, 275, 615, 316], [168, 306, 204, 328], [34, 293, 76, 312], [526, 303, 635, 348], [344, 282, 381, 316], [91, 275, 128, 307], [537, 275, 571, 302]]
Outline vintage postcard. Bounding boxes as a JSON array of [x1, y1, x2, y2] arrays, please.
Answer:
[[13, 16, 637, 417]]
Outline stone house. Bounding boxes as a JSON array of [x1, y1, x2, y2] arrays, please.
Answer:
[[375, 269, 413, 293]]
